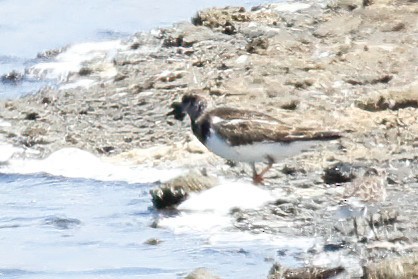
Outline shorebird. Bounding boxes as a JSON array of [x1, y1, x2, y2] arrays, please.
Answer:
[[168, 94, 341, 184], [334, 167, 387, 240]]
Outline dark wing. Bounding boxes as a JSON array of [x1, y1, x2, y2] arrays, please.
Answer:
[[209, 107, 284, 124], [202, 108, 341, 146]]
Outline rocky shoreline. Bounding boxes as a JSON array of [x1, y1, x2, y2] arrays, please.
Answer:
[[1, 0, 417, 277]]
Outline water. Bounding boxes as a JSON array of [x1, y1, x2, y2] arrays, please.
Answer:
[[0, 1, 316, 277], [0, 173, 269, 279], [0, 0, 274, 99], [0, 174, 214, 278], [0, 148, 314, 279]]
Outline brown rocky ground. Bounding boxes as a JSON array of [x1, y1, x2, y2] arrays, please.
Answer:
[[0, 0, 417, 277]]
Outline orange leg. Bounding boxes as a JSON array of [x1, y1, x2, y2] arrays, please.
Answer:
[[251, 157, 274, 185], [252, 169, 264, 185]]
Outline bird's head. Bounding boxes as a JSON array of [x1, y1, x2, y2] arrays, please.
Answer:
[[364, 167, 386, 177], [167, 94, 207, 122]]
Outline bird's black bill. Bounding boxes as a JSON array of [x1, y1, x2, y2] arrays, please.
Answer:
[[167, 102, 186, 121]]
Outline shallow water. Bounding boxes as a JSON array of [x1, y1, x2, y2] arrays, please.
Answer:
[[0, 173, 273, 279], [0, 1, 314, 277], [0, 148, 315, 279], [0, 0, 274, 99]]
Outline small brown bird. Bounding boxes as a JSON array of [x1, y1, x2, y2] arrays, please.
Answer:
[[168, 94, 341, 184], [334, 167, 388, 240]]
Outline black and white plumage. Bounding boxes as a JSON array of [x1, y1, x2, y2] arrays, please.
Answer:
[[168, 94, 341, 184]]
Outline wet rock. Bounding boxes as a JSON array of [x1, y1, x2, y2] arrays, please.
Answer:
[[78, 67, 93, 76], [323, 162, 356, 184], [41, 97, 52, 104], [96, 146, 115, 154], [44, 216, 81, 230], [184, 267, 221, 279], [268, 263, 346, 279], [1, 70, 23, 84], [37, 48, 65, 59], [130, 42, 141, 50], [150, 185, 187, 210], [323, 241, 348, 252], [144, 238, 163, 245], [150, 171, 219, 209], [24, 112, 40, 121]]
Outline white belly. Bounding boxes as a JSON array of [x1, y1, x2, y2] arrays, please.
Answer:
[[334, 204, 367, 220], [204, 132, 320, 163], [333, 198, 381, 221]]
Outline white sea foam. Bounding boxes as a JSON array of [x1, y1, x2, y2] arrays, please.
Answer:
[[158, 181, 315, 248], [27, 40, 125, 82], [0, 143, 21, 163], [179, 181, 274, 213], [0, 146, 315, 249], [159, 182, 274, 236], [0, 147, 182, 184], [0, 119, 11, 127]]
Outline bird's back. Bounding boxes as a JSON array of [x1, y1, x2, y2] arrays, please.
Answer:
[[199, 107, 341, 146], [343, 175, 387, 204]]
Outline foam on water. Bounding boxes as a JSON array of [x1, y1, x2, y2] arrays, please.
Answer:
[[1, 146, 315, 249], [0, 119, 12, 127], [0, 145, 317, 278], [1, 147, 182, 184], [159, 181, 316, 249], [0, 144, 21, 164], [0, 0, 279, 100], [27, 40, 125, 83], [159, 182, 272, 235], [179, 181, 275, 213], [0, 40, 124, 99]]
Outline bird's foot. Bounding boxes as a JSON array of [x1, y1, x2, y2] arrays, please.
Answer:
[[251, 158, 274, 185], [253, 174, 265, 185]]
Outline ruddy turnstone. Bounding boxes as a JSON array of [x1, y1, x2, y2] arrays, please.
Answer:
[[168, 94, 341, 184], [334, 167, 387, 240]]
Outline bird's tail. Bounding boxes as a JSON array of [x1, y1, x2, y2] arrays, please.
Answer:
[[311, 131, 342, 141]]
